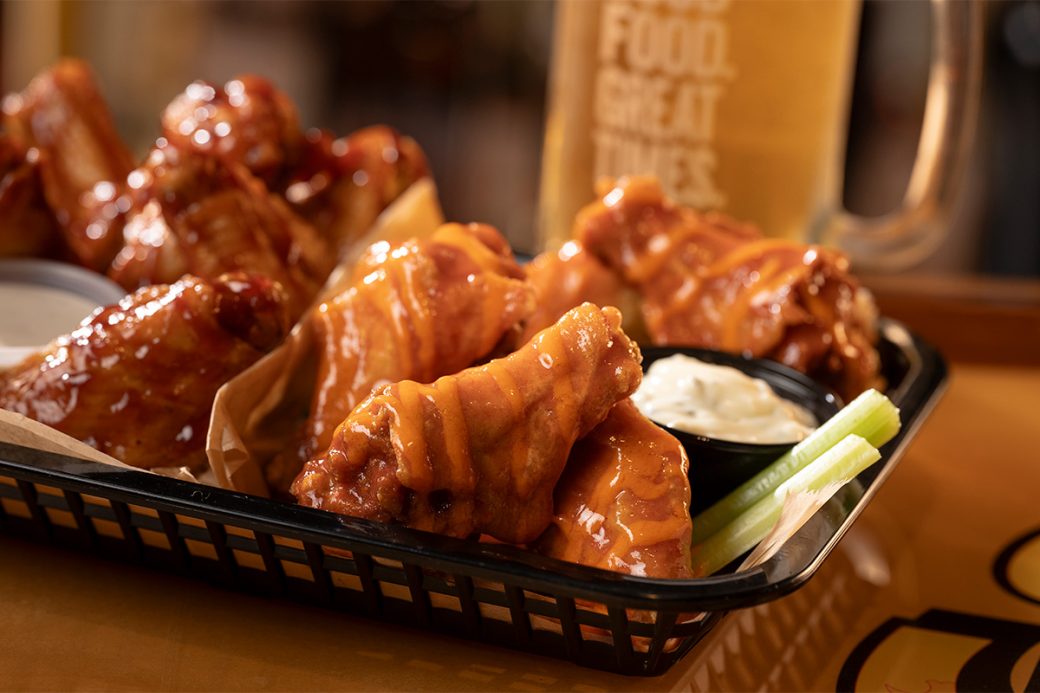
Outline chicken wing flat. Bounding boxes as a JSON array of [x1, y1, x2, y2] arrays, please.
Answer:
[[0, 133, 62, 258], [535, 398, 693, 579], [0, 273, 289, 471], [292, 223, 535, 474], [576, 176, 881, 399], [285, 125, 428, 254], [520, 241, 621, 336], [161, 76, 301, 188], [2, 59, 135, 271], [108, 142, 333, 320], [291, 303, 643, 544], [519, 239, 647, 343]]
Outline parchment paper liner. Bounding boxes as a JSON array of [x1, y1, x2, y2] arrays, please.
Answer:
[[207, 177, 445, 497], [0, 408, 196, 481]]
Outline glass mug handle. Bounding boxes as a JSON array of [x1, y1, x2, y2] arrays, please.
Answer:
[[824, 0, 983, 270]]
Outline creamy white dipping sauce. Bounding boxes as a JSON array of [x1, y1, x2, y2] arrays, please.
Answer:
[[632, 354, 817, 444], [0, 282, 101, 347]]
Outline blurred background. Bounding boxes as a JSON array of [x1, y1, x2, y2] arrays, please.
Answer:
[[1, 0, 1037, 274]]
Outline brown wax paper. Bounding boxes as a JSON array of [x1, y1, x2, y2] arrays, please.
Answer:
[[0, 408, 197, 482], [206, 177, 445, 497]]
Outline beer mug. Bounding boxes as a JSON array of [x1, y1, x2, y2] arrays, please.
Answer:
[[538, 0, 981, 269]]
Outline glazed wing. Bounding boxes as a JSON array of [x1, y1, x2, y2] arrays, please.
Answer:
[[0, 133, 62, 258], [535, 399, 693, 579], [294, 223, 535, 470], [2, 59, 135, 270], [291, 304, 643, 544], [519, 240, 643, 342], [108, 142, 333, 320], [576, 176, 881, 399], [0, 273, 289, 471], [285, 125, 428, 254], [161, 75, 301, 188]]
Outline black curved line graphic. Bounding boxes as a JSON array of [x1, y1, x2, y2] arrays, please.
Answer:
[[993, 526, 1040, 607], [835, 616, 908, 692]]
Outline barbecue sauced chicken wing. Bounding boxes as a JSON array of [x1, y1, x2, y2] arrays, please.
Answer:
[[535, 398, 694, 579], [0, 133, 62, 258], [0, 273, 289, 471], [285, 125, 429, 254], [291, 303, 643, 544], [160, 73, 428, 258], [2, 59, 135, 271], [272, 223, 536, 494], [575, 176, 882, 400], [161, 75, 302, 188], [108, 141, 333, 320]]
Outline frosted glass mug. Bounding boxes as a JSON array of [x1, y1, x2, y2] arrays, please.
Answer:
[[538, 0, 981, 269]]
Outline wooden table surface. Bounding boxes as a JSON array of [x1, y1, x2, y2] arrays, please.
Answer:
[[1, 275, 1039, 692]]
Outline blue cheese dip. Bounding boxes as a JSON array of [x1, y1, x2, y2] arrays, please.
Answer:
[[632, 354, 817, 444]]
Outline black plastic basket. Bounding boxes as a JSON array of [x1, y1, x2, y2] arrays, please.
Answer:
[[0, 319, 946, 676]]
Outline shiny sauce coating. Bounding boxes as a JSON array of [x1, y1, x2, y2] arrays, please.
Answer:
[[536, 398, 693, 579], [291, 303, 643, 544], [0, 273, 289, 470], [575, 176, 882, 400]]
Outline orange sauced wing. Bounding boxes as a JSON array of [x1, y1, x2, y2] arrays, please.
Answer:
[[285, 125, 428, 255], [519, 240, 630, 342], [535, 398, 693, 579], [291, 304, 643, 544], [0, 273, 290, 471], [108, 142, 333, 320], [575, 176, 882, 399], [2, 59, 135, 271], [294, 223, 534, 473]]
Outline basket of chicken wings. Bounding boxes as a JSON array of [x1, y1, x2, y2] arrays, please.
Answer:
[[0, 61, 946, 676]]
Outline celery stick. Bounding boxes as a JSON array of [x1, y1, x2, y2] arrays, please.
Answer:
[[691, 389, 899, 544], [691, 434, 881, 577]]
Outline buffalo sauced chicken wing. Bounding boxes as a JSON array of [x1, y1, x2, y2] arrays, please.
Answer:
[[575, 176, 882, 400], [535, 398, 694, 579], [291, 303, 643, 544]]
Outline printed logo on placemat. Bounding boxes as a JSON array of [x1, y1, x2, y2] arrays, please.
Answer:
[[836, 610, 1040, 692]]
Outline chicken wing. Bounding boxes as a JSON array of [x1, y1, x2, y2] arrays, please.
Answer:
[[2, 59, 135, 271], [0, 273, 289, 471], [162, 75, 427, 258], [576, 176, 881, 399], [519, 239, 645, 342], [108, 141, 333, 320], [286, 223, 535, 481], [535, 398, 693, 579], [0, 133, 62, 258], [285, 125, 428, 254], [161, 75, 302, 188], [291, 303, 643, 544]]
